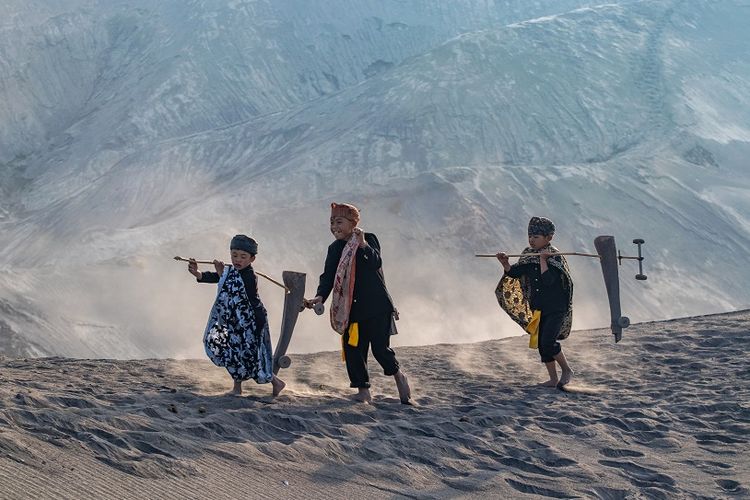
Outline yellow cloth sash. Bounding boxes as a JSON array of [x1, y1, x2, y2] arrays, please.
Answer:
[[341, 322, 359, 360], [525, 310, 541, 349]]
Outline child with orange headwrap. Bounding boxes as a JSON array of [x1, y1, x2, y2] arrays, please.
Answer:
[[305, 203, 411, 404]]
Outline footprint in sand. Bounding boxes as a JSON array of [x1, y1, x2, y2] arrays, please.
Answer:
[[715, 479, 748, 495], [504, 478, 570, 498], [598, 459, 676, 490], [599, 447, 644, 458]]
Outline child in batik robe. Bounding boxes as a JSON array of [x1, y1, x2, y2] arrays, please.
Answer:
[[304, 203, 411, 404], [188, 234, 285, 397], [495, 217, 575, 389]]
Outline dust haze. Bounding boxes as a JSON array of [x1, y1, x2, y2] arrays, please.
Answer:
[[0, 189, 653, 360]]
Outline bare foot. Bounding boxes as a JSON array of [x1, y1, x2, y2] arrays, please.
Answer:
[[225, 381, 242, 396], [557, 369, 574, 389], [394, 371, 412, 404], [271, 376, 286, 397], [351, 388, 372, 403], [537, 379, 559, 388]]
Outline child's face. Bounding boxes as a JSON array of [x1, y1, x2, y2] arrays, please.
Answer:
[[330, 216, 355, 240], [528, 234, 553, 250], [231, 250, 255, 270]]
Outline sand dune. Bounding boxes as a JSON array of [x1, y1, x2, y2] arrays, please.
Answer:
[[1, 310, 749, 499]]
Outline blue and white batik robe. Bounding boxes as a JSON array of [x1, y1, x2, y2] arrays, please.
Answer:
[[203, 266, 274, 383]]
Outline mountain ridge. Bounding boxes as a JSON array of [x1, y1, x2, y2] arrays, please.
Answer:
[[1, 0, 748, 357]]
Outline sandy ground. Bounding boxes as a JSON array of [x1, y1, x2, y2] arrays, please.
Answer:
[[1, 310, 749, 499]]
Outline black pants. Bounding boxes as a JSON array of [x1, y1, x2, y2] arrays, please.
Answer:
[[538, 311, 565, 363], [343, 313, 399, 388]]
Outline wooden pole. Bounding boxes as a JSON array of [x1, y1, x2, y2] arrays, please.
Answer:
[[255, 271, 290, 293], [475, 252, 601, 259], [174, 257, 215, 265], [173, 256, 290, 293]]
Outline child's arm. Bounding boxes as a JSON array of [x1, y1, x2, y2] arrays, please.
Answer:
[[358, 232, 383, 270], [188, 259, 203, 280], [540, 252, 562, 285], [540, 251, 550, 274], [496, 253, 511, 273], [188, 258, 222, 283], [312, 243, 340, 303], [496, 253, 528, 278], [304, 256, 335, 308], [197, 272, 221, 283]]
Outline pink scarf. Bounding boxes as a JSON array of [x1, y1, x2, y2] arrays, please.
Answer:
[[329, 235, 359, 334]]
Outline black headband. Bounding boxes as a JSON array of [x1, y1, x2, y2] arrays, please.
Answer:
[[230, 234, 258, 255]]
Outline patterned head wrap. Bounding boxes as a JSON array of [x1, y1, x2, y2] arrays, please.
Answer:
[[230, 234, 258, 255], [330, 203, 361, 224], [528, 216, 555, 236]]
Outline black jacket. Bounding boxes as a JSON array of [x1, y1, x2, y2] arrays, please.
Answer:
[[505, 263, 569, 313], [316, 233, 394, 321]]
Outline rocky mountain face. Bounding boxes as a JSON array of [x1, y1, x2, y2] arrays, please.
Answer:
[[1, 0, 748, 357]]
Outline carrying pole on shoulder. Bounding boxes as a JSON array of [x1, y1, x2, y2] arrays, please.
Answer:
[[477, 237, 647, 343], [475, 252, 600, 258], [173, 256, 289, 293]]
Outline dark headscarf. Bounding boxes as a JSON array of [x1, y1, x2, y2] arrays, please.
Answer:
[[230, 234, 258, 255], [528, 216, 555, 236]]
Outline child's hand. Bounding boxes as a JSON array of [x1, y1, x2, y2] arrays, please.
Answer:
[[188, 258, 202, 279], [303, 296, 323, 308], [496, 252, 511, 272], [353, 227, 367, 247], [213, 259, 225, 275], [539, 250, 552, 261]]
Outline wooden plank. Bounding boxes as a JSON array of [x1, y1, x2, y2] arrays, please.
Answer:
[[594, 236, 629, 343], [273, 271, 306, 374]]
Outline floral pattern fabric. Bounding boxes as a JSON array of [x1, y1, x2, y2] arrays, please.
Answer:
[[329, 235, 359, 335], [203, 266, 273, 383]]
